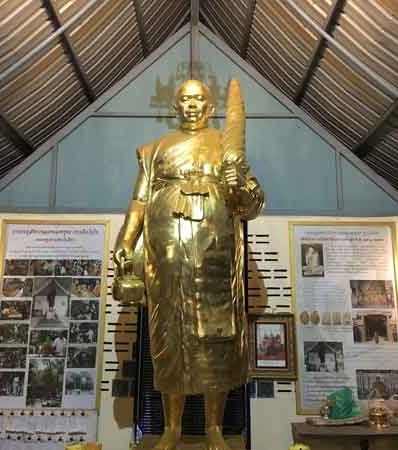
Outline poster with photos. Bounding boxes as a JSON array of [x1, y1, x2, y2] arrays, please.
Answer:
[[0, 222, 107, 410], [291, 222, 398, 413]]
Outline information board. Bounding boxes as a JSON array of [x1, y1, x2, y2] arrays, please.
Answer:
[[291, 222, 398, 413], [0, 221, 108, 410]]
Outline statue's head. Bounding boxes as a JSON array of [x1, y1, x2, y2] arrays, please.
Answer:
[[174, 80, 214, 131]]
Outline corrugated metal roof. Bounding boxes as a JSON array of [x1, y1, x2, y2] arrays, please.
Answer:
[[0, 131, 25, 177], [64, 0, 144, 95], [201, 0, 398, 188], [200, 0, 249, 53], [1, 0, 398, 190], [141, 0, 188, 50], [0, 0, 189, 164]]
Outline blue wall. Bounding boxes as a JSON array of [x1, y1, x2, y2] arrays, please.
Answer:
[[0, 32, 397, 215], [56, 118, 170, 210], [0, 149, 53, 208]]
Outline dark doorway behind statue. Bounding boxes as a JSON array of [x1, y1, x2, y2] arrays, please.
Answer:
[[133, 308, 247, 440]]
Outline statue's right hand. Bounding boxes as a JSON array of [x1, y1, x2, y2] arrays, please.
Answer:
[[112, 244, 145, 305]]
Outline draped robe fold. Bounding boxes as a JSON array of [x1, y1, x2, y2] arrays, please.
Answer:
[[133, 127, 263, 394]]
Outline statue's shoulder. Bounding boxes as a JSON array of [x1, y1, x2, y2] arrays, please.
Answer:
[[138, 128, 221, 159], [136, 142, 154, 165], [157, 129, 190, 147], [139, 130, 181, 151], [136, 130, 181, 165], [205, 127, 221, 139], [206, 127, 221, 134], [159, 128, 221, 144], [137, 141, 163, 178]]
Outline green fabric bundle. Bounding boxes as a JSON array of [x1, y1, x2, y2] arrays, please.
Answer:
[[327, 387, 361, 419]]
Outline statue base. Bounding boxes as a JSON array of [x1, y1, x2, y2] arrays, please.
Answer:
[[131, 434, 246, 450]]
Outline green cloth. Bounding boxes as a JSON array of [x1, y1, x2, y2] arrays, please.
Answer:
[[327, 387, 361, 419]]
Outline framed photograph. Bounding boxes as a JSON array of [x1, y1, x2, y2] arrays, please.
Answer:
[[301, 243, 324, 277], [249, 313, 297, 380]]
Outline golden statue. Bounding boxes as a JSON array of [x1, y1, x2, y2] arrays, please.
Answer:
[[289, 445, 311, 450], [113, 79, 264, 450]]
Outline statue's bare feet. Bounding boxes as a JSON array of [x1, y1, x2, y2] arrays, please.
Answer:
[[205, 426, 232, 450], [153, 426, 181, 450]]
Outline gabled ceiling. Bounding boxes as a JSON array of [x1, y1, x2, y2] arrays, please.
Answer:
[[1, 0, 398, 189]]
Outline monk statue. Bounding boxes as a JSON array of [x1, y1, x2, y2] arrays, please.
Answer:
[[113, 79, 264, 450]]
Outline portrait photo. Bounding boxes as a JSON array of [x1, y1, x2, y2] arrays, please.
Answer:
[[0, 371, 25, 397], [301, 243, 324, 277], [357, 369, 398, 400]]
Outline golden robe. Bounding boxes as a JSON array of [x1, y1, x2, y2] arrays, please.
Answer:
[[133, 127, 264, 394]]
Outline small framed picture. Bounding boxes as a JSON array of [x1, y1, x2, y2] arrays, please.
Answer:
[[249, 313, 297, 380]]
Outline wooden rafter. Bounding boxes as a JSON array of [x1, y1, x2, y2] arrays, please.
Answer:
[[0, 110, 35, 156], [42, 0, 96, 102], [133, 0, 150, 57], [354, 99, 398, 157], [241, 0, 257, 59], [293, 0, 346, 105], [190, 0, 200, 79]]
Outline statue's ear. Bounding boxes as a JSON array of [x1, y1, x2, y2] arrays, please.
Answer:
[[208, 103, 215, 116]]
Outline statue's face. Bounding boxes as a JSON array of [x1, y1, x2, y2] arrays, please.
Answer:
[[174, 80, 214, 131]]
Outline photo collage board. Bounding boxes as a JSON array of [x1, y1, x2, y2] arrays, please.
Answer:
[[292, 222, 398, 414], [0, 222, 107, 410]]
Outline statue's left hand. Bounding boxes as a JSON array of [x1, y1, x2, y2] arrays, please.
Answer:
[[222, 161, 245, 189], [221, 158, 264, 218]]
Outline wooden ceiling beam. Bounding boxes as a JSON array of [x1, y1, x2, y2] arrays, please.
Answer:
[[190, 0, 200, 79], [133, 0, 150, 57], [42, 0, 96, 102], [241, 0, 257, 59], [198, 6, 219, 37], [293, 0, 346, 105], [354, 99, 398, 157], [0, 110, 35, 156]]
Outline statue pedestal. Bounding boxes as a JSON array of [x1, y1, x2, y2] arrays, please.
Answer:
[[132, 434, 246, 450]]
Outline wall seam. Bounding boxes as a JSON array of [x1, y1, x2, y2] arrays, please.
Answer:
[[49, 144, 58, 209], [336, 152, 344, 210], [0, 208, 396, 217]]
